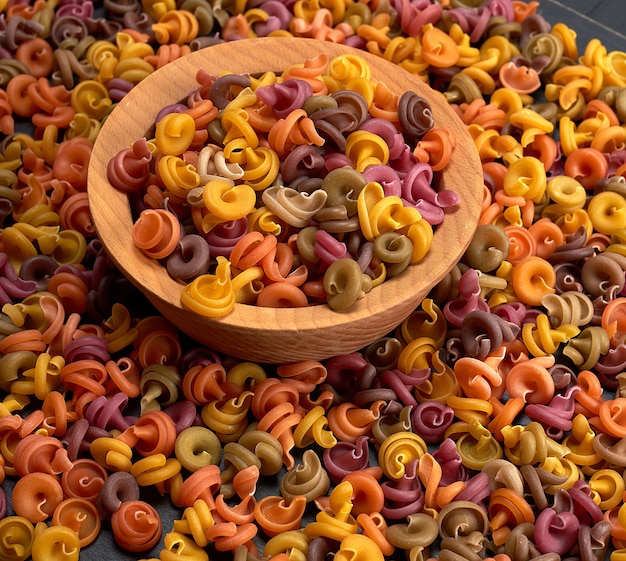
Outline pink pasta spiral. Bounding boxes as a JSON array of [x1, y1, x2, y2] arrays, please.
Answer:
[[106, 138, 153, 193], [323, 434, 370, 483], [443, 268, 491, 327], [380, 459, 425, 520], [256, 79, 313, 119]]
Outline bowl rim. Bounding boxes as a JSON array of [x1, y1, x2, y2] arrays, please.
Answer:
[[88, 37, 482, 339]]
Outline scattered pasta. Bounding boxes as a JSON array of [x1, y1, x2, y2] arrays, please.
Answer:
[[1, 0, 626, 560]]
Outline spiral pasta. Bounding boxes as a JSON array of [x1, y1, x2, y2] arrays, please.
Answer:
[[3, 1, 626, 560], [106, 49, 457, 315]]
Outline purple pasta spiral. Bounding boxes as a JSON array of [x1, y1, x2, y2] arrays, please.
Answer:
[[166, 233, 211, 282], [563, 480, 604, 527], [549, 362, 577, 391], [0, 251, 37, 304], [519, 13, 552, 48], [85, 239, 111, 290], [122, 11, 155, 39], [0, 194, 16, 225], [310, 107, 358, 151], [595, 344, 626, 388], [397, 91, 434, 141], [204, 217, 248, 257], [102, 0, 142, 22], [353, 387, 399, 410], [443, 268, 490, 327], [460, 310, 520, 360], [85, 17, 124, 42], [454, 472, 492, 506], [256, 79, 313, 119], [393, 0, 443, 37], [443, 335, 465, 365], [412, 401, 455, 444], [209, 73, 252, 109], [488, 0, 515, 21], [56, 2, 94, 19], [525, 386, 579, 440], [353, 239, 374, 272], [307, 537, 338, 561], [163, 400, 200, 434], [432, 438, 469, 485], [401, 162, 434, 204], [107, 77, 134, 101], [0, 486, 6, 520], [314, 229, 349, 265], [604, 151, 626, 178], [324, 352, 373, 395], [493, 301, 527, 326], [85, 392, 136, 432], [323, 434, 370, 483], [64, 335, 111, 363], [251, 1, 292, 35], [18, 254, 58, 291], [380, 368, 430, 408], [324, 152, 353, 173], [445, 6, 492, 43], [155, 102, 188, 123], [281, 145, 326, 184], [97, 471, 141, 519], [56, 263, 93, 289], [332, 90, 369, 129], [401, 162, 460, 225], [180, 346, 223, 371], [549, 227, 595, 265], [107, 138, 152, 194], [534, 508, 580, 556], [86, 272, 138, 322], [389, 144, 419, 178], [381, 459, 425, 519], [362, 164, 402, 197], [62, 417, 111, 461], [0, 16, 44, 52], [579, 522, 612, 561], [553, 262, 584, 294], [49, 15, 89, 47]]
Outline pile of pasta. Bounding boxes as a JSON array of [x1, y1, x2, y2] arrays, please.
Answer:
[[106, 53, 456, 314], [1, 0, 626, 560]]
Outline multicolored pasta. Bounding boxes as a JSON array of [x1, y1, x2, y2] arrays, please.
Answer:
[[4, 0, 626, 559], [105, 49, 457, 314]]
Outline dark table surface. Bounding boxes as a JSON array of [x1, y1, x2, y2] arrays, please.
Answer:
[[3, 1, 625, 559], [540, 0, 626, 53]]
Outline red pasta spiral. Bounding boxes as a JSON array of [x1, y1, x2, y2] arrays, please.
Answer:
[[182, 362, 227, 405], [106, 138, 153, 194], [110, 499, 162, 552], [128, 409, 177, 457], [13, 433, 72, 476], [61, 458, 108, 503]]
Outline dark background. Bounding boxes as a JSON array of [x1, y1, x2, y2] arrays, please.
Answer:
[[541, 0, 626, 53]]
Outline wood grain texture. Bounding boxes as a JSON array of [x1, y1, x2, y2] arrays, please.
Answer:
[[88, 37, 483, 363]]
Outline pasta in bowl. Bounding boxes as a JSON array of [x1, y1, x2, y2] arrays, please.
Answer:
[[88, 37, 482, 363]]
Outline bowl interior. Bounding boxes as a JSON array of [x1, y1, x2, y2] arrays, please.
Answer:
[[87, 37, 483, 363]]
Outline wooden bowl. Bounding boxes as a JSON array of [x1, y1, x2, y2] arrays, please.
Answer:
[[88, 37, 482, 363]]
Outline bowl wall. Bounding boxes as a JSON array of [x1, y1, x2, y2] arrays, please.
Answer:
[[88, 37, 483, 363]]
